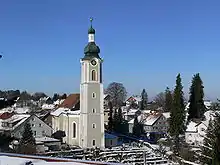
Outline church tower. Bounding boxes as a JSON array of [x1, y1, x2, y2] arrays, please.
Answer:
[[79, 18, 105, 149]]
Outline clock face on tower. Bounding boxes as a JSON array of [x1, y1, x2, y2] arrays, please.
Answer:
[[91, 59, 97, 66]]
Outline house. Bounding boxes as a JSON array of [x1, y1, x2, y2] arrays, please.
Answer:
[[104, 94, 111, 109], [38, 111, 53, 127], [128, 111, 169, 134], [0, 112, 15, 131], [185, 121, 208, 146], [123, 109, 141, 121], [128, 115, 143, 133], [105, 133, 118, 148], [104, 109, 110, 126], [126, 96, 141, 107], [36, 137, 61, 153], [37, 97, 53, 107], [1, 114, 53, 139]]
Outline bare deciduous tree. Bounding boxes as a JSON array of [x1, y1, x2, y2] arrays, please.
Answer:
[[105, 82, 127, 108], [154, 92, 165, 108]]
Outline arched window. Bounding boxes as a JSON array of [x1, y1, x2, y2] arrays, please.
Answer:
[[91, 70, 97, 81], [92, 139, 96, 146], [92, 92, 96, 98], [72, 122, 76, 138]]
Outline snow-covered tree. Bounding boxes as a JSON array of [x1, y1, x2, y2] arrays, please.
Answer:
[[201, 113, 220, 164]]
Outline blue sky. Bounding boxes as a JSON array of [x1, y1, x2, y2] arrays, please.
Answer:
[[0, 0, 220, 100]]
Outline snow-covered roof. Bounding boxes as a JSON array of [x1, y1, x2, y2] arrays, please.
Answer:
[[142, 110, 151, 114], [36, 137, 60, 143], [14, 107, 30, 114], [133, 96, 141, 102], [126, 96, 141, 102], [204, 100, 212, 108], [203, 110, 220, 122], [51, 108, 80, 117], [53, 99, 65, 105], [124, 109, 139, 116], [162, 112, 170, 119], [3, 114, 30, 123], [104, 94, 110, 99], [51, 107, 69, 116], [186, 121, 198, 132], [42, 104, 55, 110], [0, 107, 13, 112], [62, 110, 80, 116], [1, 114, 30, 131], [143, 114, 161, 126], [121, 106, 129, 112]]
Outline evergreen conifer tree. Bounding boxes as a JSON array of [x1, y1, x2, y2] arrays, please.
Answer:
[[17, 122, 36, 154], [164, 87, 173, 112], [188, 73, 206, 121], [132, 115, 144, 137], [169, 74, 186, 153], [108, 101, 114, 132], [201, 113, 220, 164], [113, 109, 119, 132], [133, 116, 140, 137], [118, 107, 123, 124], [140, 89, 148, 110], [117, 107, 124, 133]]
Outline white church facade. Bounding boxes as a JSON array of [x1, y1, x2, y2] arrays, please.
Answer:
[[51, 19, 105, 149]]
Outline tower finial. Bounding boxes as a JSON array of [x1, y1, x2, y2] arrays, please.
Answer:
[[90, 17, 93, 27], [88, 17, 95, 34]]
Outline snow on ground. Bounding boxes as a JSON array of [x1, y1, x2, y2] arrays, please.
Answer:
[[0, 156, 88, 165], [181, 159, 200, 165]]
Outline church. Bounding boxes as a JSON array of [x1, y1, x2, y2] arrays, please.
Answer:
[[51, 19, 105, 149]]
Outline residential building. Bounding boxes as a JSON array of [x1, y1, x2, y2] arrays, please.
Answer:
[[185, 121, 207, 146], [104, 94, 111, 109], [1, 114, 52, 139], [126, 96, 141, 107], [128, 111, 169, 134], [123, 109, 141, 121]]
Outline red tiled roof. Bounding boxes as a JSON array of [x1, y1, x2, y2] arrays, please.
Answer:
[[0, 112, 14, 120], [59, 94, 80, 109]]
